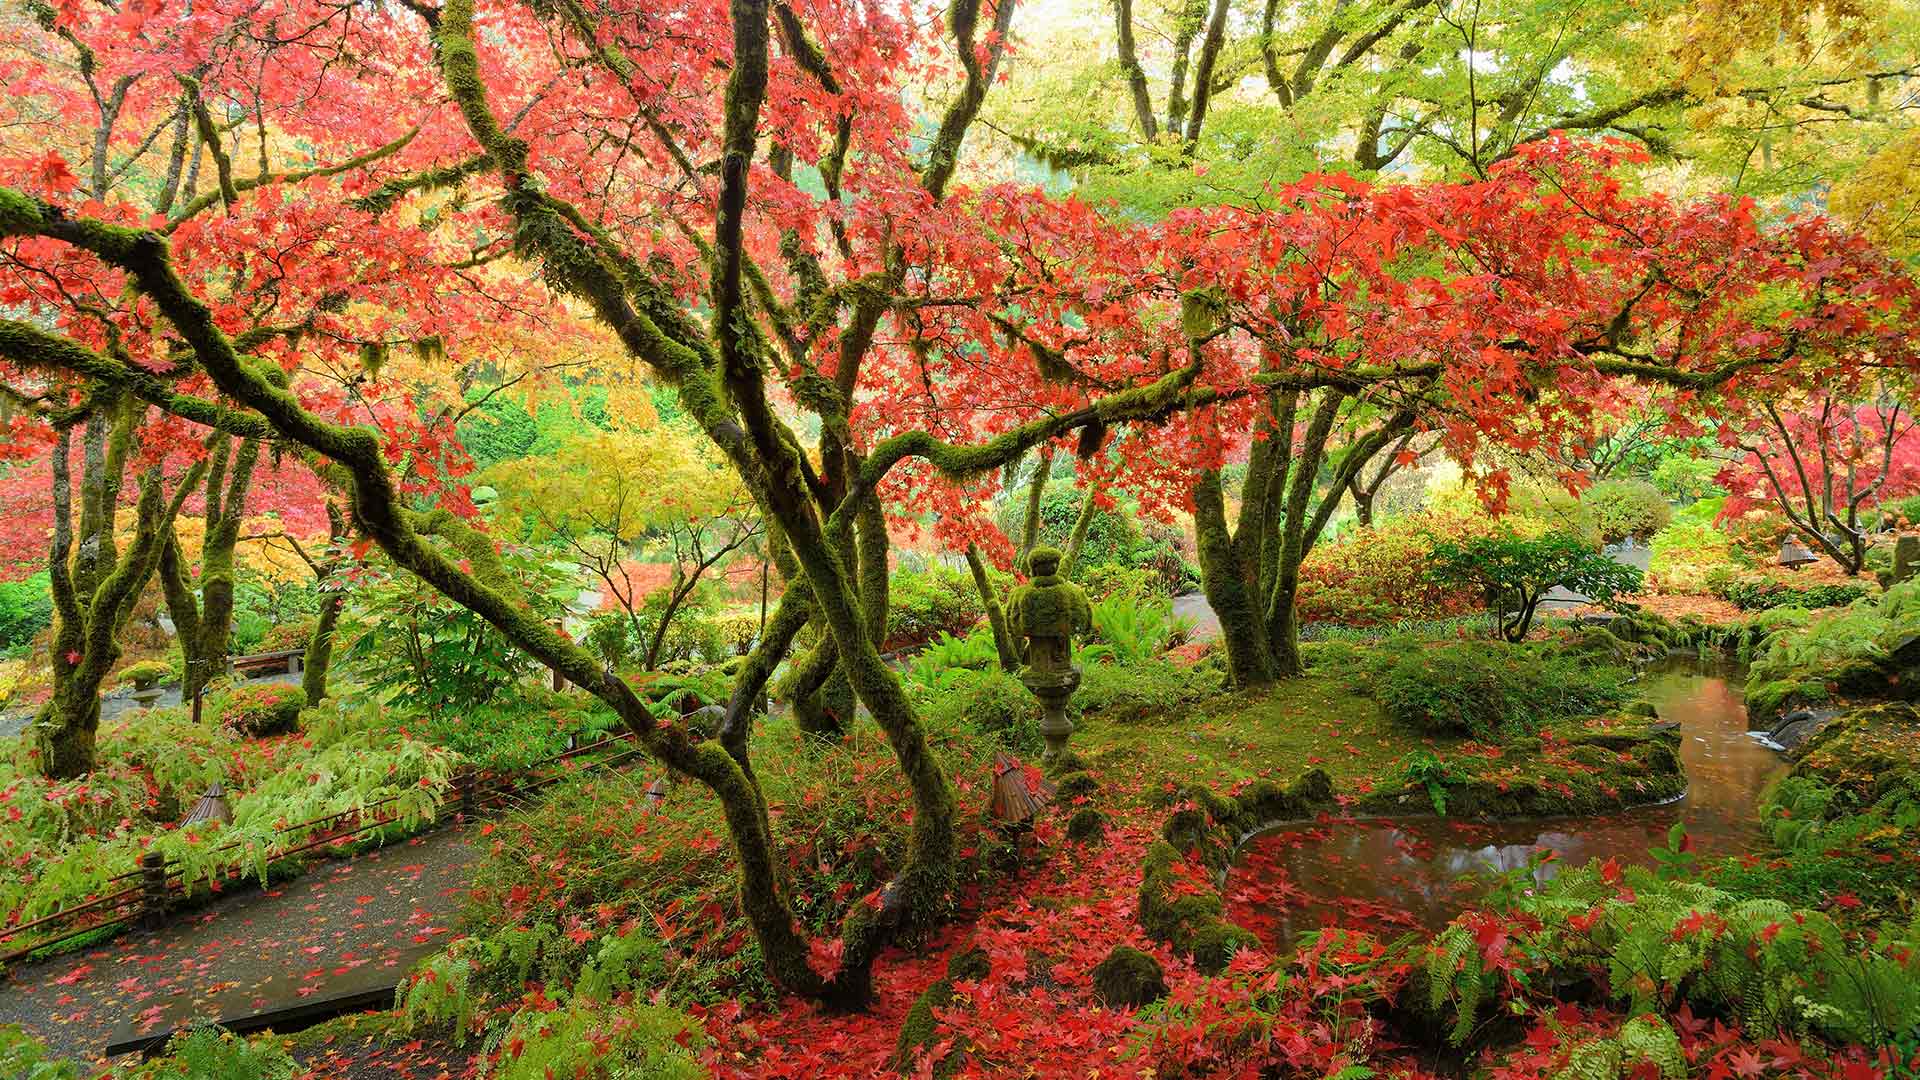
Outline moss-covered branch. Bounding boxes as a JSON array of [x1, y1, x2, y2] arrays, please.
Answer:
[[166, 127, 420, 226], [0, 318, 274, 438]]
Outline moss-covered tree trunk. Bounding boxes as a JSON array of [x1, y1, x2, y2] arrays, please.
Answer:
[[1192, 468, 1275, 687], [159, 433, 261, 701], [965, 542, 1020, 668], [302, 589, 343, 701], [34, 405, 207, 778], [1188, 384, 1418, 684], [1060, 485, 1099, 580]]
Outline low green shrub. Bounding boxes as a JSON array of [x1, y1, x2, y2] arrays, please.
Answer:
[[1650, 454, 1726, 503], [886, 564, 984, 650], [404, 684, 622, 772], [1076, 563, 1156, 603], [115, 659, 174, 690], [0, 573, 52, 655], [1716, 575, 1871, 611], [1580, 479, 1672, 544], [913, 666, 1037, 749], [1374, 640, 1630, 739], [1074, 659, 1218, 724], [1646, 520, 1739, 595], [214, 682, 307, 736], [254, 617, 318, 655]]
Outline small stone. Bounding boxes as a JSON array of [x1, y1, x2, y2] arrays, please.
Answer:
[[1091, 944, 1167, 1008], [1065, 808, 1107, 842], [1054, 771, 1099, 799]]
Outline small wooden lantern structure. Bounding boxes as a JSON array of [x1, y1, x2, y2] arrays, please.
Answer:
[[180, 782, 232, 827], [990, 752, 1054, 826], [1777, 536, 1819, 570]]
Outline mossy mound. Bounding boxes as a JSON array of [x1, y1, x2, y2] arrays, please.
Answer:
[[1137, 768, 1334, 973], [1360, 719, 1685, 820], [1054, 771, 1099, 799], [1065, 808, 1107, 842], [893, 947, 992, 1072], [1789, 702, 1920, 804], [1091, 945, 1167, 1008]]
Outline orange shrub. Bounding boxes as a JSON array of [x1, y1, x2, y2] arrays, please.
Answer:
[[1295, 510, 1490, 625]]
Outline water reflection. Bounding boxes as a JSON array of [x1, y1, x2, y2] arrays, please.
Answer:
[[1227, 657, 1787, 945]]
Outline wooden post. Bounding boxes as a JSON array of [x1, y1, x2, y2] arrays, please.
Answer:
[[138, 851, 169, 930], [456, 768, 477, 821]]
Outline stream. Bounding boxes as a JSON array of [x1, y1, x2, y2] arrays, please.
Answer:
[[1226, 657, 1788, 946]]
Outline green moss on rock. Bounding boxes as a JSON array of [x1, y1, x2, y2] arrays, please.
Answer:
[[1054, 771, 1099, 799], [1187, 920, 1258, 974], [1091, 945, 1167, 1008], [1065, 807, 1107, 842]]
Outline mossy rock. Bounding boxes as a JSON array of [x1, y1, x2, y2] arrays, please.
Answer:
[[1747, 677, 1831, 727], [1568, 627, 1635, 664], [1046, 749, 1089, 776], [945, 946, 990, 982], [893, 977, 957, 1073], [891, 943, 990, 1071], [1187, 920, 1259, 974], [1091, 945, 1167, 1008], [1138, 841, 1225, 942], [1622, 700, 1659, 719], [1054, 771, 1100, 799], [1065, 807, 1108, 842]]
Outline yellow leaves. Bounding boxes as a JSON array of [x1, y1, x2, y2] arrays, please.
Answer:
[[479, 422, 748, 543], [1667, 0, 1874, 83], [1829, 127, 1920, 252]]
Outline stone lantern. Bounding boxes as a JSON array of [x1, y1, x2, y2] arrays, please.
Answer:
[[1008, 545, 1092, 765]]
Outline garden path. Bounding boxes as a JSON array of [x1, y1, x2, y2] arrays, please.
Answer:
[[0, 825, 474, 1065], [0, 671, 302, 738], [1171, 592, 1221, 640]]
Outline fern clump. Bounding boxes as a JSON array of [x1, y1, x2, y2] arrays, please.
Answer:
[[1558, 1016, 1687, 1080], [487, 998, 706, 1080], [1424, 862, 1920, 1045]]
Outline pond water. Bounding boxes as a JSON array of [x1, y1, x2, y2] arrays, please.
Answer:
[[1225, 657, 1788, 946]]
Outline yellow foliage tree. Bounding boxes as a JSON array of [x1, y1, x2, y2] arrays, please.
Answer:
[[480, 422, 761, 671]]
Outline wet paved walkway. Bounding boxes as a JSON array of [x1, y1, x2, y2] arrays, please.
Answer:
[[1172, 592, 1220, 641], [0, 827, 475, 1065]]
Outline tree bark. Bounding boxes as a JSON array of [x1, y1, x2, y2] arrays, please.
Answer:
[[1192, 469, 1275, 687], [1060, 486, 1100, 579], [36, 407, 207, 778], [160, 433, 261, 701], [965, 543, 1020, 668]]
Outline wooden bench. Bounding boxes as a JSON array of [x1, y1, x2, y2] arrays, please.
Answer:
[[230, 648, 304, 678]]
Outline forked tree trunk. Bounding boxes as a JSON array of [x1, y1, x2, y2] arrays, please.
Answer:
[[159, 433, 262, 701], [36, 407, 207, 778]]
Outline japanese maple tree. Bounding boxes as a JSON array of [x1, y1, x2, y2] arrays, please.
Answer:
[[1717, 389, 1920, 573]]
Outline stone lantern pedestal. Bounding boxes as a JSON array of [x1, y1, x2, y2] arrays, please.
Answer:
[[1009, 545, 1092, 767], [1020, 656, 1082, 765]]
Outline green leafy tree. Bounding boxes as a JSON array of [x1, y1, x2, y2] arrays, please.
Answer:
[[1431, 532, 1644, 642]]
